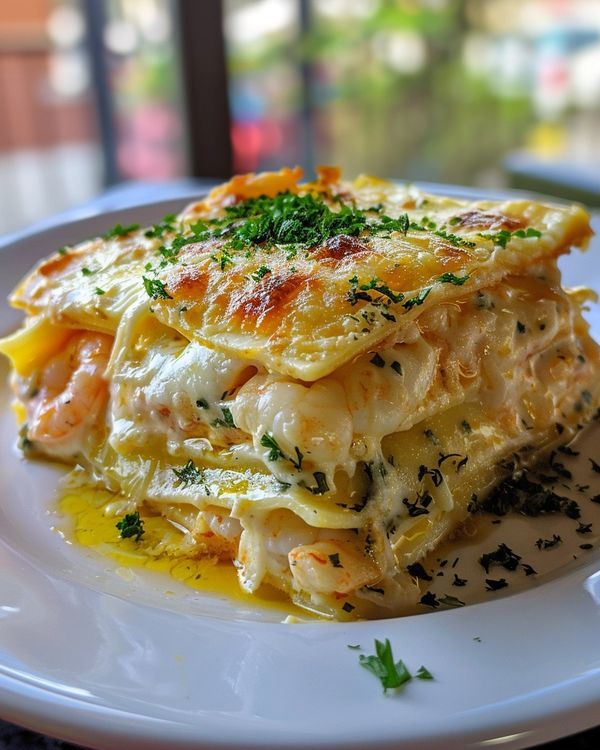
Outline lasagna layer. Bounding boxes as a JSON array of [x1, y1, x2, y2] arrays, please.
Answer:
[[10, 169, 591, 380], [1, 168, 598, 618]]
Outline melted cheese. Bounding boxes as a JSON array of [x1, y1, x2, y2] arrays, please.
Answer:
[[9, 170, 592, 380], [103, 268, 586, 489], [1, 167, 599, 619]]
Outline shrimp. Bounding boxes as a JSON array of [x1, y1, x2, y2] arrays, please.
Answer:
[[288, 540, 380, 595], [232, 374, 354, 473], [25, 331, 113, 448]]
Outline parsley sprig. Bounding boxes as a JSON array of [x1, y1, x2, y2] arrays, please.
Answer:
[[103, 222, 140, 240], [116, 512, 145, 542], [145, 213, 177, 239], [438, 272, 469, 285], [221, 192, 369, 249], [211, 406, 236, 428], [142, 276, 172, 299], [260, 433, 304, 471], [260, 433, 285, 461], [172, 459, 205, 488], [478, 226, 541, 248], [358, 639, 433, 693], [162, 192, 412, 256], [347, 276, 404, 306]]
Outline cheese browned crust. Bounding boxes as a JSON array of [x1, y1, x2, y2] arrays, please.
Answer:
[[1, 167, 598, 619]]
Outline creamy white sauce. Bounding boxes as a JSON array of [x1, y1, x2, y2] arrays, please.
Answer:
[[107, 276, 578, 492]]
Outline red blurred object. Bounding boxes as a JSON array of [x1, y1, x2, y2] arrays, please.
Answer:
[[231, 117, 287, 172], [117, 102, 183, 180]]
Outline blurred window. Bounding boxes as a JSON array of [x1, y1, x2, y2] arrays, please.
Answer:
[[223, 0, 600, 202], [1, 0, 599, 238], [0, 0, 186, 235], [0, 0, 100, 233], [101, 0, 186, 182], [223, 0, 304, 172]]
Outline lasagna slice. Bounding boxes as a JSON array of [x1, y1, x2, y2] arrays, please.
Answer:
[[1, 167, 598, 619]]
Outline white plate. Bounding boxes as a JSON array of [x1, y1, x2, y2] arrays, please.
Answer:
[[1, 190, 599, 750]]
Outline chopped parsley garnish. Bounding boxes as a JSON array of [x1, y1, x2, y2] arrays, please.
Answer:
[[18, 423, 33, 451], [479, 543, 521, 574], [364, 585, 385, 595], [416, 666, 434, 680], [223, 191, 368, 249], [549, 451, 572, 480], [433, 228, 476, 248], [329, 553, 343, 568], [290, 446, 304, 471], [475, 473, 580, 519], [370, 353, 385, 368], [251, 265, 271, 282], [461, 420, 472, 434], [424, 428, 439, 445], [418, 464, 443, 487], [403, 490, 432, 517], [196, 398, 209, 409], [485, 578, 508, 591], [452, 573, 467, 587], [420, 591, 439, 608], [407, 562, 433, 581], [371, 212, 410, 235], [216, 192, 411, 253], [260, 433, 284, 461], [172, 459, 205, 487], [535, 534, 562, 550], [142, 276, 172, 299], [479, 230, 514, 248], [116, 512, 145, 542], [411, 216, 437, 232], [310, 471, 330, 495], [145, 213, 177, 238], [259, 434, 303, 470], [391, 360, 402, 375], [57, 246, 69, 255], [403, 287, 431, 310], [478, 226, 541, 248], [514, 227, 542, 240], [437, 453, 461, 467], [438, 594, 465, 608], [358, 639, 412, 693], [557, 445, 579, 456], [438, 272, 469, 285], [211, 248, 233, 271], [94, 287, 105, 295], [103, 222, 140, 240], [157, 244, 180, 265], [81, 267, 94, 276], [212, 406, 236, 428], [347, 276, 404, 306]]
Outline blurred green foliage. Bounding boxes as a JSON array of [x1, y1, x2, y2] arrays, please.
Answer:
[[305, 0, 534, 183], [228, 0, 537, 185]]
